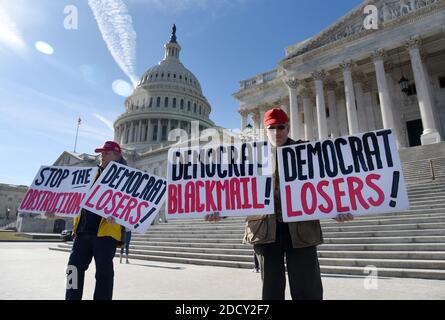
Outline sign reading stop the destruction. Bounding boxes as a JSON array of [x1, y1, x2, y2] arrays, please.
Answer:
[[80, 162, 167, 234], [19, 166, 99, 217], [277, 129, 409, 222], [167, 141, 275, 219]]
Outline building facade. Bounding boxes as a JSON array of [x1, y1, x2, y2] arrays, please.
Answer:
[[234, 0, 445, 149], [0, 184, 27, 223]]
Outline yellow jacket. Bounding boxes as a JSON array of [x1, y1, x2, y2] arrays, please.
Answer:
[[72, 165, 124, 245], [73, 215, 123, 243]]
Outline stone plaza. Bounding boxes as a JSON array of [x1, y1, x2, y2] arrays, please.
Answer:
[[1, 242, 444, 300]]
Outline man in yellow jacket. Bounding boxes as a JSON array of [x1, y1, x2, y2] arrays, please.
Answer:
[[65, 141, 126, 300]]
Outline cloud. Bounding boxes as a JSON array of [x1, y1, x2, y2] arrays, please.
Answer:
[[0, 4, 27, 55], [88, 0, 138, 86]]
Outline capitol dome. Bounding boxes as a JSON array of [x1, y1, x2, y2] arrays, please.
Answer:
[[114, 25, 214, 150]]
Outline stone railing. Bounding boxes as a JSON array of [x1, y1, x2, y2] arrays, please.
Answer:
[[402, 156, 445, 183], [240, 69, 278, 90]]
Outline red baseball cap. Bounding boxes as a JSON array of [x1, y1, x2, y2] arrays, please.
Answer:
[[263, 108, 289, 128], [95, 141, 122, 154]]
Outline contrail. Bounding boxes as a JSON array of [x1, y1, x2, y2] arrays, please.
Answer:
[[88, 0, 138, 86], [94, 113, 115, 131]]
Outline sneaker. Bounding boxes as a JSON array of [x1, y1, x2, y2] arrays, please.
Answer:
[[126, 259, 130, 264]]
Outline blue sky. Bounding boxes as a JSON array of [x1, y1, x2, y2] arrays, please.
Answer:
[[0, 0, 363, 186]]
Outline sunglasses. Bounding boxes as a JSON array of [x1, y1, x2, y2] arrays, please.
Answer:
[[266, 125, 288, 131]]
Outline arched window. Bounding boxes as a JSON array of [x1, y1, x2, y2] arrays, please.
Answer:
[[156, 97, 161, 107], [149, 97, 153, 108], [164, 97, 169, 108], [187, 101, 191, 111], [173, 98, 177, 108], [180, 99, 184, 109], [194, 103, 197, 113]]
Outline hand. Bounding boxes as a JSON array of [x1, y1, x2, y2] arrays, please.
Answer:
[[204, 212, 223, 223], [44, 212, 56, 220], [106, 217, 116, 224], [333, 213, 354, 222]]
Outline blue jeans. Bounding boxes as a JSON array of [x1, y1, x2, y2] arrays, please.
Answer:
[[65, 234, 117, 300]]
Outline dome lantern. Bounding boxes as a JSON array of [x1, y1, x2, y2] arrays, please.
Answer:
[[164, 24, 181, 61]]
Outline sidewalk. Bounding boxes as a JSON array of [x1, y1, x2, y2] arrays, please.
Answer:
[[0, 243, 444, 300]]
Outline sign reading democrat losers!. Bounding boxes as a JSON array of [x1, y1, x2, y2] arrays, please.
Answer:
[[277, 129, 409, 222], [19, 166, 99, 217], [167, 141, 274, 219], [80, 162, 167, 233]]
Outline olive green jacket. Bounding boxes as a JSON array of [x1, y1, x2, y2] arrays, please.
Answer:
[[243, 138, 323, 248]]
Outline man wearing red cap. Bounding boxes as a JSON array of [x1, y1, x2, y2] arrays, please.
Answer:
[[207, 108, 353, 300], [64, 141, 127, 300]]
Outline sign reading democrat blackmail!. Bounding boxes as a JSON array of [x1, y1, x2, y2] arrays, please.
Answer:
[[167, 141, 274, 219], [80, 162, 167, 233], [19, 166, 99, 217], [277, 129, 409, 222]]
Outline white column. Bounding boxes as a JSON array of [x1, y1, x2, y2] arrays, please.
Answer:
[[124, 123, 129, 144], [340, 60, 359, 134], [284, 77, 302, 140], [353, 72, 367, 133], [252, 112, 260, 130], [362, 79, 376, 131], [259, 107, 266, 130], [157, 119, 162, 143], [240, 110, 247, 131], [148, 120, 154, 142], [144, 120, 148, 142], [406, 37, 442, 144], [166, 119, 172, 143], [301, 88, 314, 141], [137, 120, 142, 142], [120, 125, 125, 145], [129, 122, 134, 143], [312, 71, 328, 140], [372, 49, 397, 137], [326, 81, 339, 138], [385, 62, 407, 147], [114, 125, 118, 142]]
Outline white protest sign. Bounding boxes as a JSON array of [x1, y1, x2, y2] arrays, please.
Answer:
[[18, 166, 99, 217], [80, 162, 167, 233], [277, 129, 409, 222], [167, 141, 275, 219]]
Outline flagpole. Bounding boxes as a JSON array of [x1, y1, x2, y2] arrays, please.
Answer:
[[74, 117, 81, 153]]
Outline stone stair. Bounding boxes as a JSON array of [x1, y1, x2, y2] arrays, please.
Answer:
[[50, 157, 445, 280]]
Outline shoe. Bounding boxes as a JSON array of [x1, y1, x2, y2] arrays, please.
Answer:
[[252, 268, 259, 273], [126, 259, 130, 264]]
